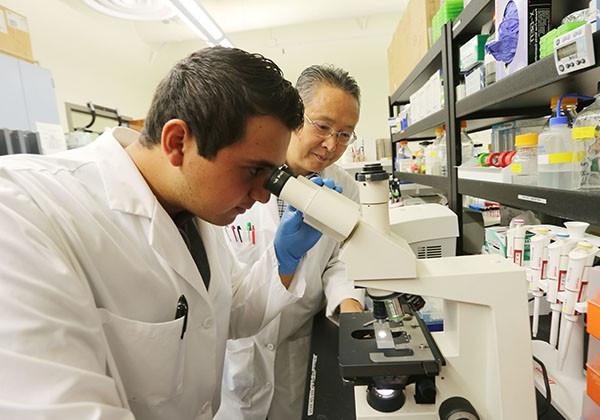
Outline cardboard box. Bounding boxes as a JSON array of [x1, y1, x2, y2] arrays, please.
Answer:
[[494, 0, 551, 81], [460, 34, 490, 73], [388, 0, 440, 95], [0, 5, 33, 62], [464, 63, 485, 96]]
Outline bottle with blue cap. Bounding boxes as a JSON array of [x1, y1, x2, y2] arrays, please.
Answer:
[[538, 95, 579, 190]]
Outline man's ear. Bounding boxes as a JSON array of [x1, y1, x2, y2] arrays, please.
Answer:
[[161, 119, 190, 167]]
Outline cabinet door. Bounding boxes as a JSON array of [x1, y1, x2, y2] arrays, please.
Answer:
[[18, 60, 60, 129], [0, 53, 29, 130]]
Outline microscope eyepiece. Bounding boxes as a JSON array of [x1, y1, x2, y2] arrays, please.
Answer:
[[264, 165, 293, 197], [355, 163, 388, 182]]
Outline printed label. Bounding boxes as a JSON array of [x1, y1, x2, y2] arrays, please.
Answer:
[[511, 163, 523, 174], [306, 353, 317, 416], [518, 194, 547, 205], [514, 249, 523, 266], [558, 270, 567, 291]]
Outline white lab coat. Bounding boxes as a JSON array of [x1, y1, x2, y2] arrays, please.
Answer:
[[216, 164, 364, 420], [0, 127, 306, 420]]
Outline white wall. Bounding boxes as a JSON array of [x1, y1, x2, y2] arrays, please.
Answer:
[[3, 2, 401, 160], [2, 0, 165, 129], [150, 14, 401, 160]]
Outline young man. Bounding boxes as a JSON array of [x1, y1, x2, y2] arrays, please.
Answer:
[[217, 65, 365, 420], [0, 47, 331, 420]]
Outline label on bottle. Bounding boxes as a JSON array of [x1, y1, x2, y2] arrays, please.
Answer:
[[538, 152, 573, 165], [572, 126, 596, 140]]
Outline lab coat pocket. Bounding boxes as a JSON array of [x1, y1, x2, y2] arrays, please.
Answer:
[[99, 308, 185, 406], [223, 339, 255, 407]]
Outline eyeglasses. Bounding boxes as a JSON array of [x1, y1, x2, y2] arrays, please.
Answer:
[[304, 114, 357, 146]]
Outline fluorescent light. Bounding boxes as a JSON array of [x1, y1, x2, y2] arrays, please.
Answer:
[[169, 0, 233, 46], [172, 8, 209, 41]]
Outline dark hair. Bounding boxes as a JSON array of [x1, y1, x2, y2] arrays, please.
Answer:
[[296, 64, 361, 106], [141, 47, 304, 159]]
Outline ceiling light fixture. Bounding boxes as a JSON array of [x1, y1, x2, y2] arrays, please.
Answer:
[[168, 0, 234, 47], [82, 0, 177, 21]]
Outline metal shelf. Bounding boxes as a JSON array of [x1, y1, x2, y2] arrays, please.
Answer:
[[395, 172, 450, 193], [456, 31, 600, 119], [458, 179, 600, 226], [389, 37, 444, 105], [391, 109, 445, 141], [452, 0, 494, 42]]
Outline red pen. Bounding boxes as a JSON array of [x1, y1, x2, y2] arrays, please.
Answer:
[[251, 225, 256, 245]]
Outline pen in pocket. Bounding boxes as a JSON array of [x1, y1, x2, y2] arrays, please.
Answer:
[[174, 294, 188, 340]]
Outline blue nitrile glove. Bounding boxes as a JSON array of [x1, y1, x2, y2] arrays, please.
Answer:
[[274, 177, 343, 275], [485, 1, 519, 64]]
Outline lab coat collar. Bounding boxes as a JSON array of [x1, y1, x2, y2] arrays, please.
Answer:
[[92, 128, 210, 298], [93, 127, 156, 219]]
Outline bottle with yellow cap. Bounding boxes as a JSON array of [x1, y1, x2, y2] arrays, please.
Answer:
[[511, 133, 538, 185], [538, 97, 578, 189], [572, 87, 600, 189]]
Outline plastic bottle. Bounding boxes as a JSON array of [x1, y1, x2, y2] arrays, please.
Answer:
[[413, 141, 429, 174], [572, 88, 600, 190], [538, 111, 577, 190], [425, 129, 444, 175], [431, 127, 447, 176], [395, 140, 412, 173], [511, 133, 538, 186], [460, 121, 474, 164]]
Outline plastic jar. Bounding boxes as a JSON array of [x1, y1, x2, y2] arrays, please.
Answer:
[[395, 140, 412, 173], [511, 133, 539, 185], [572, 91, 600, 189], [538, 115, 577, 190], [461, 121, 474, 164]]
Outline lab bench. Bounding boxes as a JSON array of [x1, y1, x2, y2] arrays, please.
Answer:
[[302, 310, 566, 420]]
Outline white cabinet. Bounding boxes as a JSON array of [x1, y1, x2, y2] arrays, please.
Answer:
[[0, 52, 59, 131]]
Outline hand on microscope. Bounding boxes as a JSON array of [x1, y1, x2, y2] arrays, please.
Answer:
[[339, 298, 364, 313], [275, 177, 343, 282]]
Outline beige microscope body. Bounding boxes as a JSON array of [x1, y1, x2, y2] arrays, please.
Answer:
[[271, 168, 537, 419]]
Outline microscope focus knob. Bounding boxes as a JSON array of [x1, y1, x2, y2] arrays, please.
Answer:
[[438, 397, 480, 420]]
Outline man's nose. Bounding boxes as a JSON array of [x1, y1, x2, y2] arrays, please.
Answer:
[[250, 177, 271, 204]]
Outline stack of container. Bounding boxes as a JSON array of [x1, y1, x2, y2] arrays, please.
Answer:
[[584, 269, 600, 418], [432, 0, 464, 42]]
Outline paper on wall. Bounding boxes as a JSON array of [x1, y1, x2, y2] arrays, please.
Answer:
[[36, 122, 67, 155], [0, 11, 7, 34], [6, 11, 28, 32]]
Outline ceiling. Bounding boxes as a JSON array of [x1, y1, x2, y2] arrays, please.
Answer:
[[62, 0, 408, 44]]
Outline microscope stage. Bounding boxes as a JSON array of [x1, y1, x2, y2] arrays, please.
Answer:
[[339, 312, 444, 383]]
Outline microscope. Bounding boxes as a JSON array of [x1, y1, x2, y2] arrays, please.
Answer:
[[266, 164, 537, 419]]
